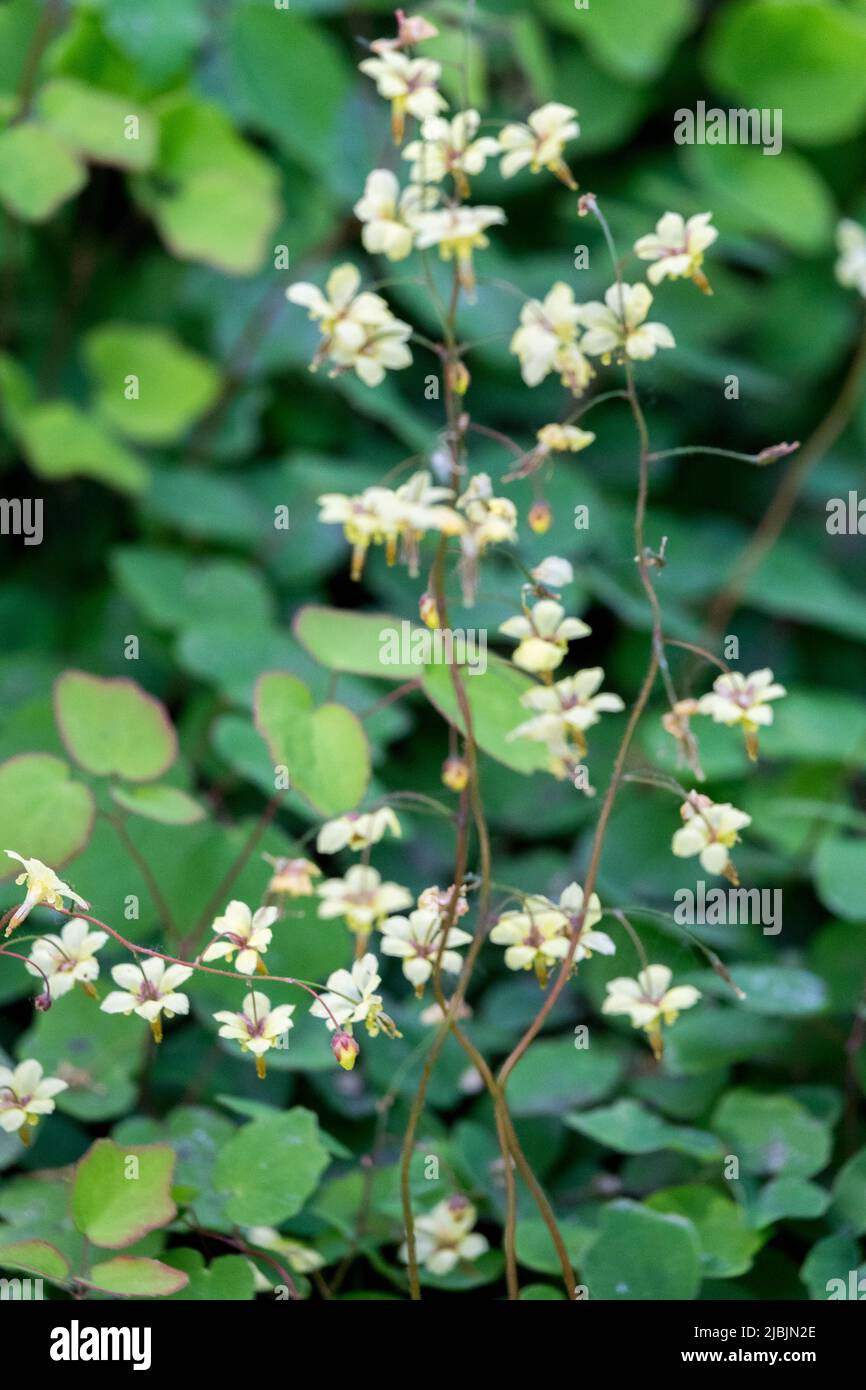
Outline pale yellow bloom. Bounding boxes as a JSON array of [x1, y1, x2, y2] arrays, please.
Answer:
[[580, 282, 675, 362], [536, 423, 595, 453], [399, 1196, 489, 1275], [101, 958, 192, 1042], [602, 964, 700, 1058], [413, 204, 506, 297], [214, 991, 294, 1077], [498, 102, 579, 188], [359, 51, 447, 142], [671, 791, 751, 881], [309, 953, 397, 1038], [4, 852, 89, 933], [634, 211, 717, 290], [508, 668, 624, 773], [696, 668, 786, 761], [379, 907, 472, 992], [499, 599, 590, 674], [530, 556, 574, 591], [263, 855, 321, 898], [317, 471, 458, 580], [26, 917, 107, 1000], [490, 881, 609, 985], [317, 807, 402, 855], [245, 1227, 325, 1275], [0, 1059, 67, 1140], [835, 219, 866, 299], [317, 864, 412, 938], [403, 110, 499, 193], [353, 169, 435, 261], [287, 263, 412, 386], [510, 282, 594, 393], [202, 900, 277, 976]]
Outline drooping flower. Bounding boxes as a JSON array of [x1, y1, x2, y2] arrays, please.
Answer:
[[671, 791, 751, 883], [201, 901, 277, 976], [4, 853, 89, 934], [399, 1195, 489, 1275], [354, 169, 435, 261], [101, 958, 192, 1042], [441, 755, 469, 791], [403, 110, 500, 194], [318, 472, 460, 580], [287, 263, 412, 386], [634, 211, 717, 292], [536, 423, 595, 454], [332, 1030, 361, 1071], [455, 473, 518, 603], [309, 953, 398, 1038], [490, 881, 609, 986], [379, 907, 472, 994], [696, 668, 786, 761], [602, 964, 700, 1059], [579, 282, 675, 363], [244, 1226, 326, 1274], [317, 808, 402, 855], [0, 1059, 68, 1144], [530, 556, 574, 592], [263, 855, 322, 899], [359, 51, 447, 142], [835, 219, 866, 299], [508, 668, 624, 771], [317, 865, 413, 942], [418, 882, 469, 919], [499, 599, 590, 675], [510, 282, 592, 392], [412, 204, 506, 297], [498, 102, 579, 189], [370, 10, 439, 55], [25, 917, 107, 1001], [213, 991, 295, 1079]]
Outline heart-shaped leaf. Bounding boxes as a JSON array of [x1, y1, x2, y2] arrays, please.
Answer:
[[109, 783, 205, 825], [54, 670, 177, 781], [0, 754, 94, 878], [88, 1256, 189, 1297], [0, 1239, 70, 1282], [254, 672, 370, 815], [72, 1140, 177, 1248]]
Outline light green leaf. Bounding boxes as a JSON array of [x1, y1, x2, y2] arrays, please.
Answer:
[[693, 966, 827, 1018], [646, 1186, 762, 1278], [18, 401, 148, 494], [0, 1239, 70, 1282], [161, 1248, 255, 1300], [84, 323, 220, 444], [712, 1089, 831, 1178], [813, 835, 866, 922], [584, 1199, 702, 1300], [294, 605, 418, 680], [88, 1256, 188, 1297], [684, 143, 834, 255], [254, 671, 370, 815], [72, 1140, 177, 1248], [540, 0, 695, 81], [109, 783, 205, 825], [753, 1176, 830, 1229], [422, 657, 550, 774], [0, 123, 86, 221], [111, 546, 273, 632], [102, 0, 207, 83], [54, 670, 177, 781], [214, 1109, 331, 1226], [0, 754, 94, 877], [37, 78, 157, 171]]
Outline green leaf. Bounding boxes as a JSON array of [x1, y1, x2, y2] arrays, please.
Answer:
[[584, 1199, 702, 1299], [506, 1036, 625, 1117], [111, 546, 273, 631], [422, 657, 550, 775], [706, 0, 866, 145], [646, 1186, 762, 1278], [663, 1007, 791, 1075], [753, 1176, 830, 1229], [37, 78, 157, 171], [683, 142, 834, 255], [18, 401, 148, 494], [54, 670, 177, 781], [693, 966, 827, 1018], [72, 1140, 177, 1248], [83, 323, 220, 444], [515, 1219, 594, 1277], [801, 1232, 864, 1301], [0, 123, 86, 221], [161, 1248, 255, 1300], [19, 987, 141, 1122], [294, 605, 418, 680], [566, 1099, 722, 1160], [109, 783, 205, 825], [213, 1108, 330, 1226], [88, 1256, 188, 1297], [712, 1089, 831, 1178], [540, 0, 695, 81], [254, 671, 370, 815], [831, 1147, 866, 1235], [0, 754, 94, 877], [0, 1239, 70, 1282], [102, 0, 207, 84], [813, 835, 866, 922]]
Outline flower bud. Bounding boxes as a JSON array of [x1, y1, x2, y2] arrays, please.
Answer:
[[332, 1030, 360, 1071], [528, 500, 552, 534], [446, 360, 471, 396], [442, 756, 469, 791], [419, 591, 440, 629], [34, 990, 52, 1013]]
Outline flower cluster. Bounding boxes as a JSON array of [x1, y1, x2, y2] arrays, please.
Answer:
[[490, 881, 610, 987]]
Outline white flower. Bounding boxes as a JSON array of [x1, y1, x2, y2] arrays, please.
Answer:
[[353, 169, 435, 261], [580, 282, 675, 362], [0, 1059, 67, 1139], [634, 211, 717, 290], [214, 991, 295, 1078], [498, 102, 579, 188], [413, 204, 506, 297], [499, 599, 590, 674], [510, 282, 594, 393], [490, 881, 610, 985], [602, 964, 700, 1057], [201, 901, 277, 976], [672, 792, 751, 881], [309, 953, 395, 1037], [318, 473, 460, 580], [287, 263, 412, 387], [244, 1227, 325, 1274], [455, 473, 518, 602], [26, 917, 107, 1000], [317, 864, 412, 939], [4, 852, 89, 933], [696, 668, 786, 761], [359, 51, 447, 142], [530, 556, 573, 591], [399, 1195, 489, 1275], [263, 855, 321, 898], [317, 807, 402, 855], [101, 957, 192, 1042], [379, 907, 472, 993], [403, 110, 499, 193], [508, 668, 624, 771], [536, 423, 595, 454], [835, 219, 866, 299]]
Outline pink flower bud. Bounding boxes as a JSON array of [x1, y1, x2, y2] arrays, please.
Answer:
[[332, 1030, 360, 1071]]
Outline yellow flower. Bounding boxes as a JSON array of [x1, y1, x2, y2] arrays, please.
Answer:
[[359, 51, 447, 142], [510, 282, 594, 394], [0, 1059, 67, 1144], [213, 991, 295, 1079], [498, 102, 579, 188], [508, 668, 624, 773], [413, 204, 506, 298], [403, 110, 500, 194], [634, 211, 717, 293], [536, 423, 595, 454], [262, 855, 321, 898], [354, 169, 435, 261], [316, 807, 402, 855], [696, 668, 786, 761], [287, 263, 413, 386], [399, 1196, 489, 1275], [317, 864, 412, 940], [602, 964, 700, 1059], [499, 599, 590, 674], [4, 852, 89, 934], [579, 282, 675, 363], [490, 882, 609, 986], [671, 791, 751, 883], [202, 900, 277, 975]]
